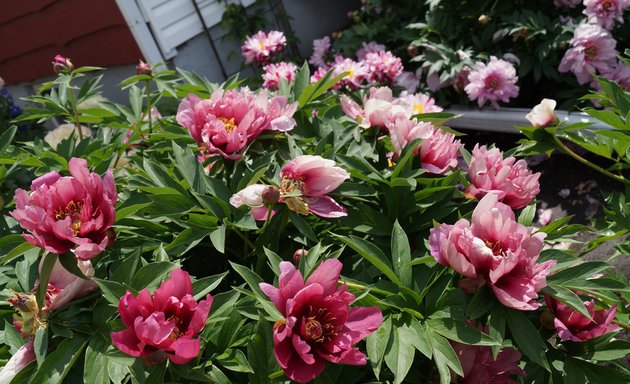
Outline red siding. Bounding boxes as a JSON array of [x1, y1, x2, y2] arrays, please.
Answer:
[[0, 0, 143, 85]]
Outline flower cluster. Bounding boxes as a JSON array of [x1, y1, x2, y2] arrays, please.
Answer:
[[241, 30, 286, 65], [465, 56, 519, 109]]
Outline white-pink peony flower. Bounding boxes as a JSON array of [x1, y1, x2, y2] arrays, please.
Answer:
[[559, 23, 617, 84], [465, 57, 519, 109]]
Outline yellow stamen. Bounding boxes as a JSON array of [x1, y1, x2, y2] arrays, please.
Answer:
[[218, 117, 237, 133]]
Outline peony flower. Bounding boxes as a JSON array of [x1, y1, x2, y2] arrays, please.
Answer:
[[52, 54, 73, 74], [453, 66, 471, 94], [112, 268, 212, 365], [136, 60, 152, 76], [44, 124, 92, 150], [0, 341, 35, 384], [452, 323, 526, 383], [309, 36, 331, 68], [526, 99, 558, 127], [229, 184, 275, 221], [241, 30, 286, 65], [176, 88, 296, 160], [429, 193, 556, 310], [601, 61, 630, 91], [340, 86, 398, 129], [559, 23, 617, 84], [466, 144, 540, 210], [262, 62, 298, 90], [545, 295, 618, 342], [10, 158, 117, 260], [465, 56, 519, 109], [363, 50, 403, 84], [355, 41, 385, 60], [279, 155, 350, 218], [259, 260, 382, 383], [394, 71, 420, 93], [583, 0, 630, 30], [329, 56, 368, 90], [393, 91, 444, 116]]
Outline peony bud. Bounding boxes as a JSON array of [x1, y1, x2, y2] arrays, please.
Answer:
[[292, 248, 308, 266], [262, 185, 280, 205], [526, 98, 558, 128], [406, 45, 418, 57], [478, 15, 490, 24], [137, 60, 153, 76], [52, 54, 73, 74]]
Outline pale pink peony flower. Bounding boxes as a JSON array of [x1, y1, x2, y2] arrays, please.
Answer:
[[583, 0, 630, 30], [356, 41, 386, 60], [526, 98, 559, 127], [44, 257, 97, 312], [112, 268, 212, 365], [394, 71, 420, 93], [331, 56, 368, 90], [393, 91, 444, 116], [465, 57, 519, 109], [229, 184, 275, 221], [601, 61, 630, 91], [452, 323, 526, 383], [280, 155, 350, 218], [259, 260, 382, 383], [559, 23, 617, 84], [545, 295, 618, 341], [176, 88, 296, 160], [309, 36, 331, 68], [340, 86, 399, 129], [0, 341, 35, 384], [310, 66, 329, 84], [554, 0, 582, 7], [262, 62, 298, 91], [363, 50, 404, 84], [466, 145, 540, 210], [10, 158, 117, 260], [241, 30, 286, 65], [429, 193, 556, 310]]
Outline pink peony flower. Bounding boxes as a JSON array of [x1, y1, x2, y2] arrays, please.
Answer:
[[466, 144, 540, 210], [356, 41, 385, 60], [111, 268, 212, 365], [176, 88, 296, 160], [340, 86, 398, 129], [601, 61, 630, 91], [0, 341, 36, 383], [363, 50, 404, 84], [453, 66, 471, 94], [452, 322, 526, 383], [545, 295, 618, 341], [44, 257, 98, 312], [393, 91, 444, 116], [259, 260, 382, 383], [559, 23, 617, 84], [309, 36, 331, 68], [262, 62, 298, 91], [241, 30, 286, 65], [52, 54, 73, 74], [310, 66, 329, 84], [10, 158, 117, 260], [429, 193, 556, 310], [394, 71, 420, 93], [583, 0, 630, 30], [465, 57, 519, 109], [280, 155, 350, 218], [330, 56, 368, 90], [526, 99, 558, 127]]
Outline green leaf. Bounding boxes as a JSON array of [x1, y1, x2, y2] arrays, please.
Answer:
[[547, 261, 611, 283], [287, 211, 319, 242], [84, 337, 110, 384], [210, 225, 226, 253], [192, 272, 228, 301], [129, 261, 178, 291], [391, 220, 412, 288], [0, 241, 36, 265], [426, 317, 500, 346], [230, 262, 282, 320], [466, 286, 495, 319], [591, 340, 630, 361], [0, 125, 17, 153], [145, 363, 166, 383], [334, 235, 401, 286], [543, 285, 592, 320], [427, 329, 463, 380], [505, 309, 550, 371], [217, 348, 254, 373], [517, 202, 536, 226], [247, 315, 277, 384], [34, 326, 48, 367], [58, 252, 88, 279], [92, 278, 127, 306], [384, 321, 415, 384], [264, 247, 283, 276], [366, 315, 392, 379], [36, 252, 58, 310], [28, 336, 88, 384], [172, 141, 205, 194]]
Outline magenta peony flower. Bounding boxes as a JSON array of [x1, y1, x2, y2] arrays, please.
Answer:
[[465, 57, 519, 109], [559, 23, 617, 84], [363, 50, 404, 84], [0, 341, 35, 383], [10, 158, 117, 260], [452, 323, 526, 383], [262, 62, 298, 91], [355, 41, 385, 60], [111, 268, 212, 365], [545, 295, 618, 341], [466, 144, 540, 210], [176, 88, 296, 160], [583, 0, 630, 30], [429, 193, 556, 310], [52, 54, 73, 74], [259, 260, 382, 383], [309, 36, 331, 68], [526, 99, 559, 128], [241, 30, 286, 65], [280, 155, 350, 218]]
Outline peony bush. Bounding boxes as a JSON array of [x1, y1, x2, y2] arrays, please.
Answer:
[[0, 48, 628, 384]]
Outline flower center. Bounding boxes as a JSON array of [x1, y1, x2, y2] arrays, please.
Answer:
[[302, 307, 337, 343], [585, 43, 598, 60], [280, 176, 310, 215], [485, 76, 500, 90], [484, 239, 503, 256], [55, 200, 83, 236], [347, 69, 355, 79], [601, 0, 614, 11], [259, 40, 266, 51], [413, 104, 425, 114], [219, 117, 237, 133]]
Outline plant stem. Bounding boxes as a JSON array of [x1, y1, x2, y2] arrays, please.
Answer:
[[144, 80, 153, 134], [36, 252, 58, 310], [67, 86, 83, 141], [552, 134, 630, 185]]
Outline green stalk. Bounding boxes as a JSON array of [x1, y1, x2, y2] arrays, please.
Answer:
[[67, 85, 83, 141], [144, 79, 153, 134], [36, 252, 59, 310]]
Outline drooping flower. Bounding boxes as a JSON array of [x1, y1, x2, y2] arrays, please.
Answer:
[[0, 341, 35, 384], [229, 184, 276, 221], [259, 260, 383, 383], [355, 41, 385, 60], [279, 155, 350, 218], [309, 36, 331, 68], [466, 144, 540, 210], [176, 88, 296, 160], [10, 158, 117, 260], [429, 193, 556, 310], [363, 50, 404, 84], [452, 323, 526, 383], [526, 99, 558, 128], [465, 57, 519, 109], [241, 30, 286, 65], [559, 23, 617, 84], [111, 268, 212, 365], [262, 62, 298, 91], [545, 295, 618, 341], [583, 0, 630, 30]]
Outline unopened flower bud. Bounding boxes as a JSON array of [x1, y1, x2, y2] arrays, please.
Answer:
[[292, 248, 308, 266], [406, 45, 418, 57], [137, 60, 153, 76], [52, 54, 73, 74], [262, 185, 280, 205], [478, 15, 490, 25]]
